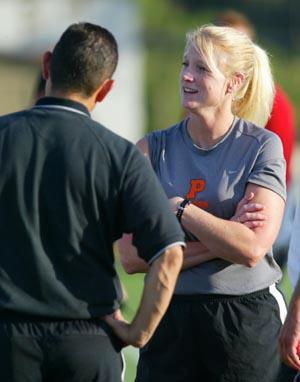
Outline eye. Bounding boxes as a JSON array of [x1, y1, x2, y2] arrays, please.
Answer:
[[196, 64, 207, 72], [182, 61, 188, 67]]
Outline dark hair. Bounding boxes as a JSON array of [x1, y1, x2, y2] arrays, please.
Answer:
[[50, 22, 118, 97], [33, 73, 46, 101]]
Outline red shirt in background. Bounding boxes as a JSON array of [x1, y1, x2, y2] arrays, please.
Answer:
[[265, 85, 297, 188]]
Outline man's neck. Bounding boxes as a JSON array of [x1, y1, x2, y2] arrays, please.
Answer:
[[45, 90, 96, 112]]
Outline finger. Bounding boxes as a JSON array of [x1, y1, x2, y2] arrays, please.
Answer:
[[103, 317, 129, 339], [240, 212, 267, 222], [245, 192, 254, 202], [113, 309, 125, 320], [280, 343, 298, 370], [242, 203, 265, 212], [291, 343, 300, 370], [236, 192, 254, 210], [280, 337, 300, 370], [285, 352, 300, 370], [102, 315, 115, 325], [243, 221, 264, 229]]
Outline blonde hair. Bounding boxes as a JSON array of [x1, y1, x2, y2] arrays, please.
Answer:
[[185, 24, 274, 127]]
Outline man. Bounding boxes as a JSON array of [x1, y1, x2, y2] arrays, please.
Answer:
[[0, 23, 184, 381]]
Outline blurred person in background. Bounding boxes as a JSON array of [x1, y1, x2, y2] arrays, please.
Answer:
[[0, 22, 185, 382], [119, 24, 296, 381], [287, 196, 300, 291], [215, 9, 297, 270], [279, 196, 300, 376], [280, 277, 300, 379]]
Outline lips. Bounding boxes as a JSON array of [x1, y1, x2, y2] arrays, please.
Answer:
[[183, 87, 198, 94]]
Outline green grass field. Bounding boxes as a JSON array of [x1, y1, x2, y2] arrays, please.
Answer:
[[115, 258, 143, 381]]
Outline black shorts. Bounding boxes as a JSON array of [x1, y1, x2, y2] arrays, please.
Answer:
[[136, 286, 296, 382], [0, 315, 124, 382]]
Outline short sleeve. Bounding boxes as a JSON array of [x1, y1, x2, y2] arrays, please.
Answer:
[[247, 133, 286, 201], [120, 146, 185, 263], [146, 130, 166, 173]]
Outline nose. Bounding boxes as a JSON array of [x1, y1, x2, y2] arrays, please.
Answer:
[[182, 71, 194, 82]]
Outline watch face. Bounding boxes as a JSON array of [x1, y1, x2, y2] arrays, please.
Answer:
[[181, 199, 190, 207]]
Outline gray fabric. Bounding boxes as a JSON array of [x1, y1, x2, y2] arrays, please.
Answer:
[[147, 117, 286, 295]]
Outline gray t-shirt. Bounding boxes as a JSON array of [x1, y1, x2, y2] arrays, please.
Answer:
[[147, 117, 286, 295]]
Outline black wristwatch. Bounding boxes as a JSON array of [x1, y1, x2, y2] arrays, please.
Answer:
[[176, 199, 191, 222]]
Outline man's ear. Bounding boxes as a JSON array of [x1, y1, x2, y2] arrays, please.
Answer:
[[42, 51, 52, 80], [95, 79, 114, 103]]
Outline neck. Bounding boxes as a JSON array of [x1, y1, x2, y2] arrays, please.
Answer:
[[45, 89, 96, 112], [186, 110, 235, 150]]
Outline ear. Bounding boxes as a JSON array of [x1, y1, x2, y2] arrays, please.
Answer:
[[232, 72, 245, 90], [226, 72, 245, 95], [42, 51, 52, 80], [95, 79, 115, 103]]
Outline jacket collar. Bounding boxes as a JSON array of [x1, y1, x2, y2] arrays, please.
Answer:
[[35, 97, 90, 117]]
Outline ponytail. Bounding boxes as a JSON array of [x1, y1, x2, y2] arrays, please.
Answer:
[[233, 44, 274, 127]]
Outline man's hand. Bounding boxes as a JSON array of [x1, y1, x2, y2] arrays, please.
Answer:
[[231, 192, 267, 229], [103, 312, 131, 348], [105, 246, 183, 348]]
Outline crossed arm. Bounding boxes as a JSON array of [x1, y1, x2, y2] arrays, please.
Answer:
[[118, 192, 264, 273], [169, 181, 284, 267], [118, 185, 283, 274], [118, 138, 285, 273]]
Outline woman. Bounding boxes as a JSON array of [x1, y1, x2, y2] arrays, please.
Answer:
[[118, 25, 292, 381]]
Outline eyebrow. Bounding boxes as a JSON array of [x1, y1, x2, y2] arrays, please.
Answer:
[[183, 55, 206, 64]]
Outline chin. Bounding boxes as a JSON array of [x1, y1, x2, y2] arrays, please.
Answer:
[[182, 102, 197, 112]]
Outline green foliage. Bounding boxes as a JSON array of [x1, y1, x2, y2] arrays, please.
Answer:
[[273, 54, 300, 127]]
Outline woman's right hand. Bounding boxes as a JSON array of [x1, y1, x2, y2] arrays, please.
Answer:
[[231, 192, 267, 229]]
